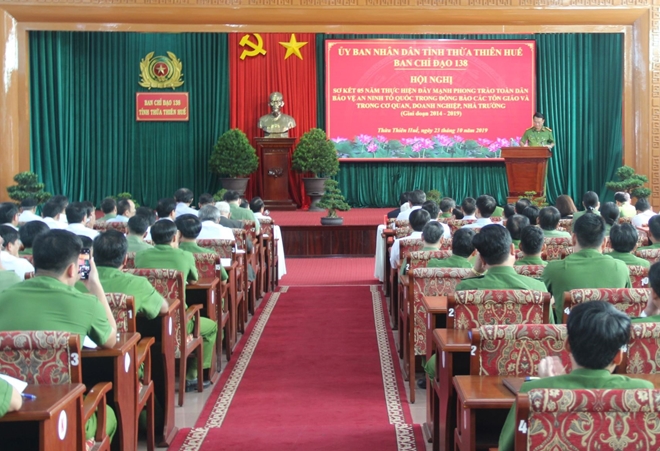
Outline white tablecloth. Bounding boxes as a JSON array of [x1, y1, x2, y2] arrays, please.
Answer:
[[374, 224, 387, 282]]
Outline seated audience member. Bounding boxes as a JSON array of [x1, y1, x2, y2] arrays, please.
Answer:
[[396, 190, 426, 221], [136, 206, 157, 225], [522, 205, 540, 226], [389, 209, 431, 269], [543, 213, 631, 320], [460, 197, 477, 220], [637, 214, 660, 250], [126, 215, 152, 252], [0, 377, 22, 417], [249, 197, 267, 217], [387, 192, 410, 220], [633, 262, 660, 321], [515, 226, 547, 267], [0, 229, 118, 441], [505, 214, 530, 247], [216, 201, 244, 229], [492, 204, 504, 218], [514, 198, 532, 215], [41, 199, 68, 230], [106, 199, 135, 223], [99, 197, 117, 222], [539, 206, 571, 238], [175, 214, 229, 281], [439, 197, 456, 219], [452, 207, 464, 220], [18, 220, 50, 255], [462, 195, 499, 229], [81, 201, 97, 229], [223, 190, 260, 232], [554, 194, 578, 219], [239, 198, 249, 209], [66, 202, 99, 240], [197, 193, 215, 209], [197, 205, 235, 241], [156, 198, 177, 222], [422, 200, 450, 239], [428, 228, 475, 269], [615, 191, 636, 218], [599, 201, 620, 235], [503, 203, 516, 220], [0, 236, 21, 292], [608, 223, 650, 268], [401, 222, 444, 276], [571, 191, 600, 230], [17, 198, 43, 224], [498, 301, 653, 451], [0, 225, 35, 280], [247, 197, 287, 279], [0, 203, 19, 230], [174, 188, 198, 217], [632, 198, 655, 228]]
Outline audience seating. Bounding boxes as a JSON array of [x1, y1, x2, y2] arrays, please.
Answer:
[[624, 322, 660, 374], [231, 228, 252, 324], [628, 265, 650, 288], [394, 219, 410, 229], [395, 226, 413, 239], [124, 252, 136, 269], [447, 219, 476, 235], [241, 220, 263, 304], [562, 288, 648, 322], [557, 218, 572, 230], [258, 218, 278, 292], [542, 237, 573, 260], [635, 247, 660, 265], [389, 236, 424, 336], [619, 216, 633, 224], [513, 265, 545, 278]]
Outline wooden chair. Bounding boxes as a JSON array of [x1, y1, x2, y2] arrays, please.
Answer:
[[394, 219, 410, 229], [629, 265, 650, 288], [258, 217, 278, 292], [0, 331, 112, 451], [635, 247, 660, 265], [406, 249, 453, 274], [447, 219, 476, 235], [394, 226, 413, 239], [125, 269, 203, 407], [231, 228, 252, 323], [562, 288, 649, 322], [515, 388, 660, 451], [390, 236, 424, 335], [105, 293, 156, 451], [242, 220, 263, 306], [105, 222, 128, 234], [513, 265, 545, 278], [624, 322, 660, 374], [557, 218, 572, 230], [619, 216, 633, 224], [124, 252, 136, 269], [542, 236, 573, 261]]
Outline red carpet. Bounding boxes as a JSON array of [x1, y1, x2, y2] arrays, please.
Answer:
[[283, 257, 378, 286], [169, 286, 424, 451], [270, 208, 389, 226]]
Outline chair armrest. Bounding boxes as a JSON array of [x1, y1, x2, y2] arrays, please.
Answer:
[[83, 382, 113, 442], [185, 304, 203, 336], [136, 337, 155, 382], [161, 299, 179, 317]]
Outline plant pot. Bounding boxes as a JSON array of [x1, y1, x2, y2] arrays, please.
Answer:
[[302, 177, 328, 212], [321, 216, 344, 226], [219, 177, 250, 197]]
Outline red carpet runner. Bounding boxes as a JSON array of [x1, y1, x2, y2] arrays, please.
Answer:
[[169, 285, 424, 451]]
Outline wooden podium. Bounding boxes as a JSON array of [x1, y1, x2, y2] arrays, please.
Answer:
[[501, 147, 552, 203], [255, 137, 297, 211]]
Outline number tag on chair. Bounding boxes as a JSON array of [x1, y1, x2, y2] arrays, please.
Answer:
[[470, 345, 476, 356], [642, 277, 649, 286], [215, 264, 223, 271], [70, 353, 79, 366], [427, 315, 431, 329], [211, 291, 215, 304], [564, 307, 570, 315], [448, 308, 455, 317], [128, 310, 133, 319], [518, 420, 528, 434]]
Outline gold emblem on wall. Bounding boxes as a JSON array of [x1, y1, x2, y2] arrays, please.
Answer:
[[139, 51, 184, 90]]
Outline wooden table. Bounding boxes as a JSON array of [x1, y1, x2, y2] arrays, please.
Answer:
[[0, 383, 86, 451], [187, 276, 221, 383], [82, 332, 140, 451], [421, 295, 447, 441], [432, 328, 471, 451]]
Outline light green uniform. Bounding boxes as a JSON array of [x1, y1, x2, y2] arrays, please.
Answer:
[[492, 206, 504, 218], [498, 369, 654, 451], [0, 270, 21, 293], [229, 204, 260, 233], [126, 235, 153, 253], [521, 126, 554, 147], [427, 254, 472, 269], [178, 242, 228, 281], [607, 251, 650, 268], [637, 241, 660, 251], [514, 256, 547, 267], [542, 249, 631, 321], [619, 203, 636, 218], [541, 228, 571, 239], [99, 214, 116, 222], [570, 210, 599, 231], [18, 248, 33, 256], [0, 378, 13, 417]]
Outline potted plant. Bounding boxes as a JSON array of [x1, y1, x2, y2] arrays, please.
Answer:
[[292, 128, 339, 211], [318, 179, 350, 225], [606, 165, 652, 200], [6, 171, 52, 204], [209, 129, 259, 196]]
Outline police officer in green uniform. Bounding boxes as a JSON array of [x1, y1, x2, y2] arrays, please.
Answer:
[[175, 214, 228, 282], [224, 190, 260, 233], [427, 228, 475, 269], [126, 215, 153, 253], [498, 301, 653, 451], [514, 226, 547, 267], [539, 206, 571, 238], [505, 215, 529, 249], [608, 223, 650, 268], [520, 112, 555, 149]]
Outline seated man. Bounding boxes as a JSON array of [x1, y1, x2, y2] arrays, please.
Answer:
[[539, 206, 571, 238], [98, 197, 117, 222], [175, 214, 228, 282], [514, 198, 532, 215], [156, 198, 177, 222], [0, 236, 21, 292], [0, 226, 35, 280], [632, 198, 655, 228], [503, 203, 516, 220], [387, 192, 410, 220], [66, 202, 99, 240], [543, 213, 631, 320], [637, 214, 660, 250], [439, 197, 456, 219], [17, 198, 43, 224], [514, 225, 547, 267], [422, 200, 450, 239], [197, 193, 215, 209], [505, 214, 530, 247], [498, 301, 653, 451], [0, 203, 19, 230], [522, 205, 539, 226], [18, 220, 49, 256], [462, 195, 499, 229], [396, 190, 426, 222], [126, 215, 153, 253], [248, 198, 287, 280], [615, 191, 636, 218], [41, 199, 68, 230], [427, 228, 475, 269], [174, 188, 198, 218], [0, 229, 117, 441], [389, 209, 430, 270], [460, 197, 477, 220], [197, 206, 236, 241], [608, 223, 650, 268], [106, 199, 136, 223], [400, 222, 443, 276], [633, 261, 660, 321], [0, 377, 22, 417], [216, 201, 244, 229], [223, 190, 260, 233]]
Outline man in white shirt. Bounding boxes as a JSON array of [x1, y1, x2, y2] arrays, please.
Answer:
[[422, 200, 451, 239], [390, 209, 431, 269], [463, 195, 501, 229], [249, 197, 287, 279], [65, 202, 99, 240], [41, 200, 68, 230], [17, 198, 44, 224], [396, 190, 426, 222], [0, 203, 19, 230], [106, 199, 135, 223], [460, 197, 478, 220], [197, 205, 235, 241], [0, 225, 35, 280], [632, 198, 655, 228], [174, 188, 198, 217]]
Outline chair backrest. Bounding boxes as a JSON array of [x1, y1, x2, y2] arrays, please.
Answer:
[[515, 388, 660, 451], [124, 251, 136, 269], [398, 237, 424, 263], [448, 290, 550, 329], [448, 219, 476, 235], [0, 331, 81, 384], [241, 220, 260, 244], [513, 265, 545, 278], [407, 250, 453, 273], [194, 252, 220, 279], [542, 236, 573, 261], [395, 227, 413, 239], [394, 219, 410, 229], [625, 322, 660, 374], [619, 216, 633, 224], [637, 229, 650, 248], [231, 228, 247, 251], [197, 239, 236, 258], [562, 288, 649, 322], [635, 247, 660, 265], [471, 324, 570, 376], [258, 218, 274, 237], [629, 265, 650, 288], [105, 293, 136, 333], [557, 218, 572, 230], [105, 222, 128, 234]]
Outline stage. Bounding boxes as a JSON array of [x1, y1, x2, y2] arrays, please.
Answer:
[[269, 208, 387, 258]]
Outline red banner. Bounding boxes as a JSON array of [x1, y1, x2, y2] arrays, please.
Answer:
[[326, 40, 535, 159], [136, 92, 189, 121]]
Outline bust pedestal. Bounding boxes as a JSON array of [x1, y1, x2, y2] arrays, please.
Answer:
[[255, 137, 297, 211]]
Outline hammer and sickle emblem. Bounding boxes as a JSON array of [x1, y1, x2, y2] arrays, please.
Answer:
[[239, 34, 267, 60]]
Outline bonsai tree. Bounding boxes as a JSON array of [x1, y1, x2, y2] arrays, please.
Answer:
[[519, 191, 548, 208], [212, 188, 227, 202], [209, 129, 259, 178], [6, 171, 52, 204], [425, 189, 442, 204], [292, 128, 339, 178], [317, 179, 350, 218], [606, 165, 652, 199]]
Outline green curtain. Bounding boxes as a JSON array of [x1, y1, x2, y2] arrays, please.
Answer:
[[29, 32, 229, 207]]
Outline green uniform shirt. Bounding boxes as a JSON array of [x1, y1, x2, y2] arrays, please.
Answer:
[[135, 244, 199, 283], [570, 210, 599, 231], [0, 270, 21, 293], [514, 256, 547, 267], [455, 265, 547, 292], [100, 214, 116, 222], [492, 206, 504, 218], [427, 254, 472, 269], [512, 239, 521, 248], [440, 212, 452, 219], [543, 248, 631, 320], [619, 203, 636, 218], [0, 276, 113, 346], [19, 248, 33, 256], [607, 251, 650, 268], [498, 368, 654, 451], [521, 126, 554, 147], [0, 378, 13, 417], [229, 204, 260, 233], [637, 241, 660, 251], [178, 242, 228, 281], [542, 228, 571, 239], [126, 235, 153, 253]]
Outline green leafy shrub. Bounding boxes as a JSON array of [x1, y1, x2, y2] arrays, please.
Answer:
[[210, 129, 259, 178], [114, 192, 140, 208], [606, 166, 652, 199], [317, 179, 350, 218], [292, 128, 339, 178], [6, 171, 52, 204], [519, 191, 548, 208], [213, 189, 227, 202], [426, 190, 442, 204]]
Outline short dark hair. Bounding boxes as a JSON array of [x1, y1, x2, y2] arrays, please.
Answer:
[[78, 235, 93, 250], [198, 193, 214, 206], [422, 222, 443, 245], [19, 221, 49, 249], [408, 190, 426, 207], [582, 191, 599, 211], [533, 112, 545, 120], [409, 209, 431, 232], [135, 206, 157, 226], [175, 214, 202, 239], [93, 230, 128, 268], [0, 203, 19, 224], [520, 226, 544, 255], [249, 197, 265, 214], [476, 195, 497, 218], [33, 230, 82, 274], [609, 223, 638, 253], [503, 204, 516, 219], [635, 198, 651, 212], [156, 198, 176, 219], [515, 198, 532, 215], [20, 198, 38, 209], [42, 200, 64, 219], [439, 197, 456, 213], [174, 188, 194, 204], [648, 215, 660, 241], [81, 201, 95, 219], [452, 208, 464, 220], [101, 197, 117, 214], [505, 214, 530, 241], [50, 195, 69, 208], [472, 224, 512, 265], [150, 219, 178, 245], [599, 202, 620, 226], [65, 202, 87, 224], [399, 192, 410, 205], [0, 225, 19, 248], [649, 262, 660, 298], [117, 199, 132, 216], [452, 228, 475, 258], [128, 215, 149, 235], [573, 212, 606, 248], [461, 197, 476, 215], [614, 192, 630, 204], [567, 301, 630, 369], [539, 206, 561, 231], [422, 201, 439, 220], [223, 190, 241, 203], [522, 205, 540, 225]]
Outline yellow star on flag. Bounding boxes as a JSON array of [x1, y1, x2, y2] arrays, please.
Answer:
[[279, 34, 308, 60]]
